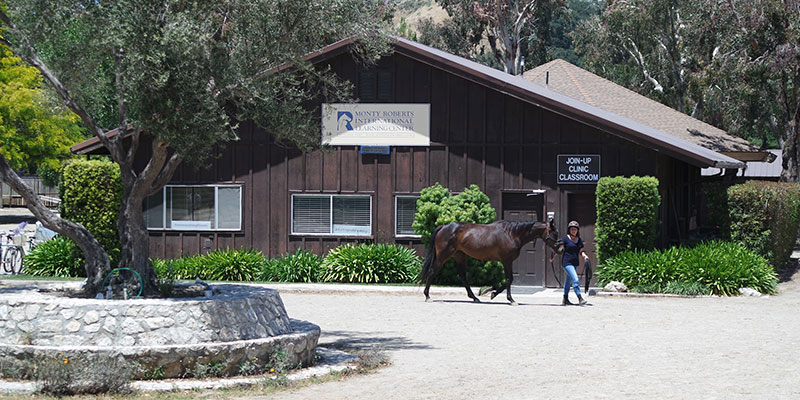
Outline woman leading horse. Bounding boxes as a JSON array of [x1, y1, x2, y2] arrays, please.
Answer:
[[418, 219, 563, 305]]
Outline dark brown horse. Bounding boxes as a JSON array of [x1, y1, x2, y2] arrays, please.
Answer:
[[419, 219, 562, 305]]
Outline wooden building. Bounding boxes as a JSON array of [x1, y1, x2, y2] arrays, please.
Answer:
[[73, 37, 769, 287]]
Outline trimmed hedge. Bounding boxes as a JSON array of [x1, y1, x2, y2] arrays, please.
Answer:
[[595, 176, 660, 263], [60, 159, 123, 265], [728, 181, 800, 269], [412, 183, 503, 286], [320, 243, 420, 283], [598, 241, 778, 296]]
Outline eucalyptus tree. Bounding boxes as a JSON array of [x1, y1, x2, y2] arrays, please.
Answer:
[[419, 0, 566, 75], [573, 0, 715, 115], [0, 0, 391, 295]]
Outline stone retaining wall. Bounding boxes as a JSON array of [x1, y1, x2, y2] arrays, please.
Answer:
[[0, 284, 291, 346], [0, 283, 319, 379]]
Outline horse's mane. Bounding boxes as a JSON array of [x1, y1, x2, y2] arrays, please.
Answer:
[[499, 220, 545, 237]]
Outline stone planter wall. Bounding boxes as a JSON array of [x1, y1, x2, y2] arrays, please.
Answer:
[[0, 283, 319, 379]]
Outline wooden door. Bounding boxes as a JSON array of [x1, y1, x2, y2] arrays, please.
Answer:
[[568, 193, 597, 287], [502, 193, 544, 286]]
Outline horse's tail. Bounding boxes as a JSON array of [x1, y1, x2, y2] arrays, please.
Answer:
[[418, 225, 443, 283]]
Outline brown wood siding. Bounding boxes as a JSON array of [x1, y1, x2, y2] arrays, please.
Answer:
[[148, 50, 699, 285]]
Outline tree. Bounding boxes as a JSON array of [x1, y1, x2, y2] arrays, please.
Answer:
[[707, 0, 800, 181], [0, 0, 391, 295], [0, 41, 111, 288], [418, 0, 566, 74], [573, 0, 714, 115]]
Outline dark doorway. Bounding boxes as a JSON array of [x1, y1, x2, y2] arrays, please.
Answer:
[[568, 192, 597, 287], [502, 193, 544, 286]]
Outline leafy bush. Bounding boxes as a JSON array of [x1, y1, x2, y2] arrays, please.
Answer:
[[202, 248, 264, 281], [59, 159, 123, 265], [728, 181, 800, 269], [152, 249, 263, 281], [595, 176, 660, 263], [262, 248, 323, 282], [412, 183, 502, 286], [702, 182, 731, 236], [321, 243, 421, 283], [598, 241, 778, 296], [23, 236, 84, 277]]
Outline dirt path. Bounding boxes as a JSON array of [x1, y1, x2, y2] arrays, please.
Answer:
[[243, 278, 800, 400]]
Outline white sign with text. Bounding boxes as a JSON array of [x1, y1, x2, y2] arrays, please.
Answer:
[[322, 103, 430, 146]]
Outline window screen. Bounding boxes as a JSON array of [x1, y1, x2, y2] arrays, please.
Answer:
[[292, 195, 371, 236], [292, 196, 331, 234], [396, 196, 419, 236]]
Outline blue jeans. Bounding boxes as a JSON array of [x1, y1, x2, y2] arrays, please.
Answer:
[[563, 264, 582, 297]]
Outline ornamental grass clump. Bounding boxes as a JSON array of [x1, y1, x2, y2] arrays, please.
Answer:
[[599, 241, 777, 296], [202, 248, 264, 281], [23, 236, 84, 277], [262, 248, 324, 282], [321, 243, 421, 284]]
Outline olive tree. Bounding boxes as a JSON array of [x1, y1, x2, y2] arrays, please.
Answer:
[[0, 0, 390, 295]]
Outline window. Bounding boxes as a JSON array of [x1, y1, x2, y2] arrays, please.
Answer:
[[395, 196, 420, 237], [358, 70, 393, 101], [292, 194, 371, 236], [143, 185, 242, 230]]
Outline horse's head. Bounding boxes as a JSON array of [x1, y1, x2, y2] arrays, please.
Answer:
[[544, 219, 564, 254]]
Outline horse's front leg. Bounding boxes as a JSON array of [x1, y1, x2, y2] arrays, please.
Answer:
[[501, 260, 516, 305], [454, 253, 480, 302]]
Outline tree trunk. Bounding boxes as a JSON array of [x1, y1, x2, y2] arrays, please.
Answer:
[[780, 118, 800, 182], [117, 189, 159, 295], [0, 155, 110, 295]]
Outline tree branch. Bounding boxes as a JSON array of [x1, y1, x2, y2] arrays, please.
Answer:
[[149, 151, 184, 196], [626, 38, 664, 93]]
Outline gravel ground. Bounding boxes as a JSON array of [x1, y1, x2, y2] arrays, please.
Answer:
[[250, 277, 800, 400]]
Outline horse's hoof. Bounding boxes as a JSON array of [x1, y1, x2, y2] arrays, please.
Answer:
[[490, 292, 498, 300], [509, 300, 518, 306], [472, 297, 481, 303], [478, 286, 491, 296], [425, 297, 432, 303]]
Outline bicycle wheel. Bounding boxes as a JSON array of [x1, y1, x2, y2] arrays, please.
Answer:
[[4, 247, 22, 275]]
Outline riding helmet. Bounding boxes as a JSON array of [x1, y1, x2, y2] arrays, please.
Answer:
[[568, 220, 580, 230]]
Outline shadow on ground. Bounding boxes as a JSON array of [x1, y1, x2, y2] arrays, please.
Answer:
[[778, 258, 799, 283], [320, 330, 432, 352]]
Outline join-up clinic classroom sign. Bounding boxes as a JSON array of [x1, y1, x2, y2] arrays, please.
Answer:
[[321, 103, 430, 146], [557, 154, 601, 184]]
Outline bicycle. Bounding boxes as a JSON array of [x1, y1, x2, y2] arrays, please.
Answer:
[[1, 233, 25, 275]]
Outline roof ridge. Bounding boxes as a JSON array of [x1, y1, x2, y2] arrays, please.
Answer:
[[557, 60, 596, 106]]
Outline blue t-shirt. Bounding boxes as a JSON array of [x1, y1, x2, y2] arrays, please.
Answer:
[[561, 235, 583, 267]]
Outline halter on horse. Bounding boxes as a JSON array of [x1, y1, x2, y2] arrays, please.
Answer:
[[419, 219, 563, 305]]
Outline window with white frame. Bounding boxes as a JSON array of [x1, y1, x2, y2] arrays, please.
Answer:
[[292, 194, 371, 236], [143, 185, 242, 230], [395, 195, 420, 237]]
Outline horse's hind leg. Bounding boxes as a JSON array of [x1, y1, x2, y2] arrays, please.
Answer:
[[454, 252, 479, 303], [495, 260, 516, 305]]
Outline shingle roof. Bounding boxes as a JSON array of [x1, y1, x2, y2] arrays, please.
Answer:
[[522, 59, 763, 157]]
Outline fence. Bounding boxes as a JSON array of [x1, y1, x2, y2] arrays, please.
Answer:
[[1, 176, 60, 208]]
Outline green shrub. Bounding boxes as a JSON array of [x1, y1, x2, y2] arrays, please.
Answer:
[[23, 236, 84, 277], [595, 176, 660, 263], [702, 182, 731, 236], [262, 248, 323, 282], [412, 183, 501, 286], [151, 255, 203, 280], [598, 241, 778, 296], [59, 159, 123, 265], [321, 243, 421, 283], [728, 181, 800, 269], [202, 248, 264, 281]]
